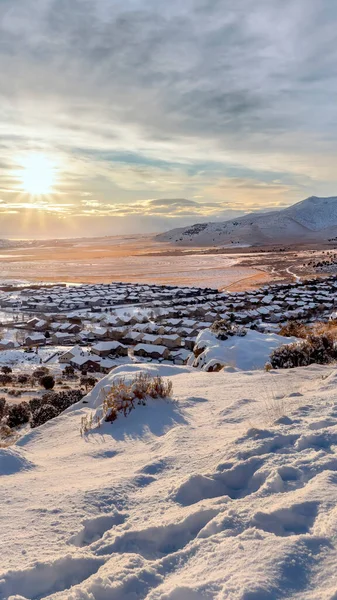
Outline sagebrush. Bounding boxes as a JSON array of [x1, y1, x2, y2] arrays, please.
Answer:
[[270, 334, 337, 369], [81, 372, 173, 434]]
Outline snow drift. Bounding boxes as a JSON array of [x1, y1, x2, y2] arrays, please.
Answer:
[[2, 363, 337, 598], [190, 328, 297, 370]]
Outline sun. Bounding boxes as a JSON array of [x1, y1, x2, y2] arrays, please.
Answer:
[[20, 154, 56, 196]]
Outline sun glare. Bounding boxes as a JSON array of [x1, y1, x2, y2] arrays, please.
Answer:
[[20, 154, 56, 196]]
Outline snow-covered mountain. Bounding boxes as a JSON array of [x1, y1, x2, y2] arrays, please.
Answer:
[[156, 196, 337, 246]]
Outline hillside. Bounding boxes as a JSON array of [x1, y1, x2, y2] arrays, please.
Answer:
[[156, 196, 337, 247], [2, 362, 337, 598]]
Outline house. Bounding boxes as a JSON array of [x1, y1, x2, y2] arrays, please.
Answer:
[[141, 333, 163, 345], [67, 323, 82, 334], [170, 348, 191, 364], [108, 327, 127, 341], [91, 326, 109, 339], [0, 339, 17, 350], [184, 337, 197, 351], [121, 331, 144, 345], [133, 343, 170, 360], [91, 341, 128, 358], [25, 333, 46, 347], [26, 317, 44, 330], [51, 332, 75, 345], [161, 334, 182, 349], [59, 345, 84, 364], [99, 358, 116, 373], [70, 356, 101, 372]]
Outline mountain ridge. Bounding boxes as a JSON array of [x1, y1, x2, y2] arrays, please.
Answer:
[[156, 196, 337, 246]]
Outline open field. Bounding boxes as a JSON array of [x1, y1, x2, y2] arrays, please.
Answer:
[[1, 235, 337, 289]]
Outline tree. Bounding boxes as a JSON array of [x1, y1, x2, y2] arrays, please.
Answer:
[[32, 367, 49, 379], [80, 376, 96, 391], [1, 366, 12, 374], [64, 365, 75, 377], [40, 375, 55, 390]]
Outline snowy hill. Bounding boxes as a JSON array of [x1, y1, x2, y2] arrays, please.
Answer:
[[2, 362, 337, 598], [157, 196, 337, 246]]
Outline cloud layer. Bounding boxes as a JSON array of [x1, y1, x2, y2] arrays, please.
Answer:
[[0, 0, 337, 237]]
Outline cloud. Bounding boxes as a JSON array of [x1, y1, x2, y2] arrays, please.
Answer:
[[0, 0, 337, 236]]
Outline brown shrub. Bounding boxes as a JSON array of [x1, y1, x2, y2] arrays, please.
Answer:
[[81, 372, 173, 434], [270, 333, 337, 369]]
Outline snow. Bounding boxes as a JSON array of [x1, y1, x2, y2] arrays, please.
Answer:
[[3, 363, 337, 598], [192, 329, 297, 370]]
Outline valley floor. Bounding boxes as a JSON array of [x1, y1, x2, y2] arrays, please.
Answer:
[[0, 235, 336, 289], [2, 363, 337, 599]]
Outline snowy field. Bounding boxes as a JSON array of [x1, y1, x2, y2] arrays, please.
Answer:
[[2, 363, 337, 598], [0, 253, 260, 288]]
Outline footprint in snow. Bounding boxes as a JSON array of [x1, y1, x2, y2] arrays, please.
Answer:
[[252, 500, 319, 537], [69, 510, 126, 547]]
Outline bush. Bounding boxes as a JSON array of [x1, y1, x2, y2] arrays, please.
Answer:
[[279, 320, 309, 339], [81, 373, 173, 433], [6, 402, 30, 428], [81, 376, 97, 390], [43, 390, 84, 412], [0, 374, 12, 386], [31, 404, 59, 428], [210, 319, 246, 341], [0, 397, 6, 420], [103, 373, 172, 424], [64, 365, 75, 377], [17, 374, 29, 385], [29, 397, 44, 413], [1, 366, 12, 374], [40, 375, 55, 390], [32, 367, 49, 379], [29, 390, 85, 429], [270, 334, 337, 369]]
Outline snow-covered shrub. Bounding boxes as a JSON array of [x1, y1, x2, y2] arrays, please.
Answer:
[[6, 402, 30, 428], [103, 373, 173, 423], [81, 372, 173, 433], [203, 360, 225, 372], [270, 334, 337, 369], [210, 319, 247, 341]]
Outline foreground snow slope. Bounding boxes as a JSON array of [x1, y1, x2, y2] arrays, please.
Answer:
[[2, 363, 337, 598]]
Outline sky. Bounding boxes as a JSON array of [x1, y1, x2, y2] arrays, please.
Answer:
[[1, 0, 337, 238]]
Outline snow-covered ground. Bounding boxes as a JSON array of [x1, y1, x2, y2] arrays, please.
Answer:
[[2, 363, 337, 598], [191, 328, 297, 370]]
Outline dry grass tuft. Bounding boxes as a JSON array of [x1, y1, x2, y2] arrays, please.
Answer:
[[80, 372, 173, 434]]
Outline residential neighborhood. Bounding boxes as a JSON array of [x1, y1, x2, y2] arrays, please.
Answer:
[[0, 277, 336, 376]]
